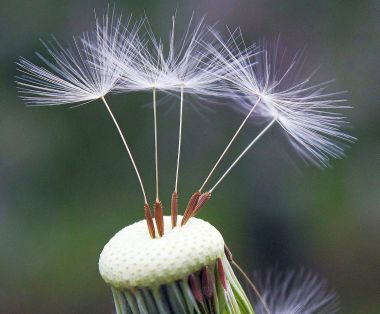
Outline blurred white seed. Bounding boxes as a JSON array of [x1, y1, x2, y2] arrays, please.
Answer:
[[251, 269, 340, 314], [207, 30, 355, 168]]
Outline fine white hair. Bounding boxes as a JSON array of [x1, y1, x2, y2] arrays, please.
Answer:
[[206, 29, 355, 167], [111, 14, 226, 97], [16, 10, 140, 106], [251, 269, 340, 314]]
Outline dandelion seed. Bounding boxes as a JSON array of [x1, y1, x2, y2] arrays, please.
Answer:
[[227, 37, 355, 167], [102, 18, 168, 220], [16, 10, 155, 235], [16, 10, 136, 106], [188, 30, 355, 208], [251, 269, 340, 314], [159, 15, 225, 227]]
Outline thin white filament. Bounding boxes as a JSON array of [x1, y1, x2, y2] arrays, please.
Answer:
[[153, 88, 160, 201], [199, 97, 261, 192], [174, 86, 184, 193], [101, 97, 148, 204], [209, 117, 277, 193]]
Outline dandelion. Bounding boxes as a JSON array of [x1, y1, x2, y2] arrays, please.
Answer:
[[16, 8, 354, 314]]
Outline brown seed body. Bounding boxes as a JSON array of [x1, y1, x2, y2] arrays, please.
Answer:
[[154, 200, 164, 237], [181, 191, 201, 225], [202, 266, 214, 299], [144, 203, 156, 238], [192, 192, 212, 217]]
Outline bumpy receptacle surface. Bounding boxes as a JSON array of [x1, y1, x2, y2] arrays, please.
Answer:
[[99, 215, 224, 288]]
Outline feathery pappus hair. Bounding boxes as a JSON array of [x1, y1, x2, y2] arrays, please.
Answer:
[[107, 14, 225, 98], [251, 269, 340, 314], [15, 8, 356, 209], [205, 29, 355, 168], [16, 10, 141, 106]]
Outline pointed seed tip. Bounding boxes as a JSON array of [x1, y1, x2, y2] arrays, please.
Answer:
[[181, 191, 201, 226], [154, 200, 164, 237], [144, 203, 156, 239]]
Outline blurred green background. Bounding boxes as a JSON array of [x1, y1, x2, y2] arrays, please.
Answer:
[[1, 0, 379, 313]]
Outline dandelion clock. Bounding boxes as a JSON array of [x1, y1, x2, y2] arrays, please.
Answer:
[[16, 7, 354, 314]]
